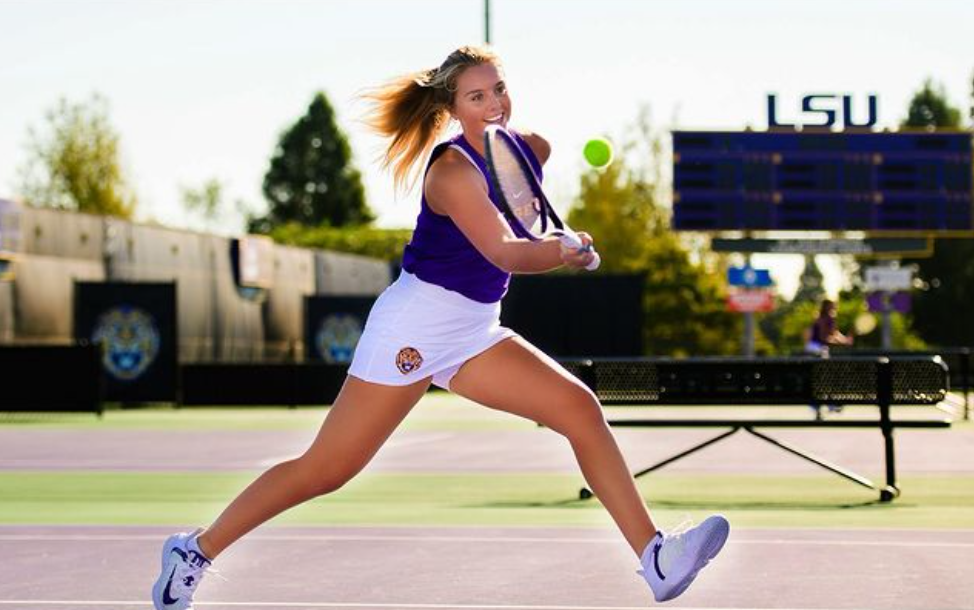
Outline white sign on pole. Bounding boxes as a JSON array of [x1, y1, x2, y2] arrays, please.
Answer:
[[865, 267, 913, 291]]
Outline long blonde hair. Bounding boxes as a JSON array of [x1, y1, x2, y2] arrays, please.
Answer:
[[362, 45, 501, 193]]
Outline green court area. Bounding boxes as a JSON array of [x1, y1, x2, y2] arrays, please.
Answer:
[[2, 395, 971, 531], [2, 471, 972, 530]]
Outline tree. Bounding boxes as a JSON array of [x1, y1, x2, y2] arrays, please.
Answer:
[[902, 79, 962, 129], [567, 111, 741, 356], [269, 222, 412, 261], [793, 255, 827, 304], [757, 256, 827, 355], [900, 79, 974, 346], [17, 94, 136, 218], [252, 92, 372, 232], [181, 178, 227, 233]]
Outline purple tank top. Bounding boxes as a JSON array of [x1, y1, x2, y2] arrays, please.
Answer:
[[401, 131, 543, 303], [811, 316, 834, 344]]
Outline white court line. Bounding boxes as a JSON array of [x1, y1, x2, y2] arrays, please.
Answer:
[[0, 533, 972, 548], [0, 599, 868, 610], [0, 602, 652, 609]]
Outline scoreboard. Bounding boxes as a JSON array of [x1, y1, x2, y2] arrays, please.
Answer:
[[672, 130, 973, 232]]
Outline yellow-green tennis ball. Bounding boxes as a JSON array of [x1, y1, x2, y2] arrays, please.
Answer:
[[583, 138, 614, 168]]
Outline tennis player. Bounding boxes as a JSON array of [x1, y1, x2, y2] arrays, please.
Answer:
[[152, 45, 728, 610]]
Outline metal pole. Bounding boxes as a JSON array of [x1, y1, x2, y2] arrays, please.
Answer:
[[962, 347, 971, 421], [877, 357, 899, 501], [743, 253, 755, 356], [881, 292, 893, 349], [484, 0, 491, 44], [879, 260, 897, 350], [744, 311, 755, 356]]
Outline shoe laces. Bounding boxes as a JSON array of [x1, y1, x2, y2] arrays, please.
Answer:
[[656, 517, 696, 571], [171, 549, 226, 596]]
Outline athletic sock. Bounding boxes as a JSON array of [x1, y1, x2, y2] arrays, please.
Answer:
[[187, 532, 213, 563]]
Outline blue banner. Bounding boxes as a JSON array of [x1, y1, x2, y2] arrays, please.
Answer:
[[728, 266, 773, 287]]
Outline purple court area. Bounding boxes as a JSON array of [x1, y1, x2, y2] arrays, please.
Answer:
[[2, 524, 974, 609], [1, 416, 972, 474]]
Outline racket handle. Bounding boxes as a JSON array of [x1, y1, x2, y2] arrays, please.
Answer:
[[557, 234, 601, 271]]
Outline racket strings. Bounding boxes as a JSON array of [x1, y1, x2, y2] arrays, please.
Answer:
[[492, 141, 542, 234]]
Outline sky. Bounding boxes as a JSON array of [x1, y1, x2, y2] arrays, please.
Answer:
[[1, 0, 972, 298]]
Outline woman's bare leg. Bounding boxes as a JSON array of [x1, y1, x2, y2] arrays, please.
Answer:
[[196, 375, 431, 559], [450, 337, 656, 557]]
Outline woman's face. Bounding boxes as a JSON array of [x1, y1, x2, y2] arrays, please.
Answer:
[[450, 63, 511, 138]]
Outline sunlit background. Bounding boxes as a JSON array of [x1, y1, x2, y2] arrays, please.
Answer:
[[2, 0, 972, 298]]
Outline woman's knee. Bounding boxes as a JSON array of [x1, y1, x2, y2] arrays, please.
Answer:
[[550, 385, 609, 439], [292, 454, 360, 498]]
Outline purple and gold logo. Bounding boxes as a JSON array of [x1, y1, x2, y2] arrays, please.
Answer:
[[395, 347, 423, 375]]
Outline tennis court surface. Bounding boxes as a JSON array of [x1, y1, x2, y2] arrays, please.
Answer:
[[3, 393, 973, 609]]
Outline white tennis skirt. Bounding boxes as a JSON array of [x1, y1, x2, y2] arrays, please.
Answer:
[[348, 271, 517, 389]]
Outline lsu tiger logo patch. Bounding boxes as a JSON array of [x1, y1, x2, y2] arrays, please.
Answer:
[[396, 347, 423, 374]]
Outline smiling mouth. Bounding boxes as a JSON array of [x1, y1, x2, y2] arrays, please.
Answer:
[[485, 114, 505, 124]]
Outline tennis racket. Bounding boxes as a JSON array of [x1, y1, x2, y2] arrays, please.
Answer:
[[483, 125, 601, 271]]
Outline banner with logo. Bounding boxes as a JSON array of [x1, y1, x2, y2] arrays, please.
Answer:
[[74, 282, 177, 402], [304, 296, 375, 363]]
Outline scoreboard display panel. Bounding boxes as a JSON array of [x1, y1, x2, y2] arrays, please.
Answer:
[[672, 130, 973, 232]]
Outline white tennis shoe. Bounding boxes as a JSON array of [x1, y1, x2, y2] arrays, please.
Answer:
[[152, 529, 213, 610], [638, 515, 730, 602]]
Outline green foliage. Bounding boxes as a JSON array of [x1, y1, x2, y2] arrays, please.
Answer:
[[567, 111, 740, 356], [773, 299, 820, 354], [253, 92, 373, 232], [180, 177, 225, 232], [904, 239, 974, 346], [901, 79, 962, 129], [17, 94, 136, 218], [794, 255, 827, 304], [838, 290, 927, 351], [765, 291, 926, 354], [759, 257, 828, 355], [899, 78, 974, 347], [269, 222, 411, 261], [569, 157, 663, 272]]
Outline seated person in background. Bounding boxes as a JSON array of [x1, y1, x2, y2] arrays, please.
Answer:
[[804, 299, 854, 357], [804, 299, 855, 417]]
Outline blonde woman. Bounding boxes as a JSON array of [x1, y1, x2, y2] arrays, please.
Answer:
[[152, 45, 728, 610]]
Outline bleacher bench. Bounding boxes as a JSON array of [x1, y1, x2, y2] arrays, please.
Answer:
[[561, 356, 951, 502]]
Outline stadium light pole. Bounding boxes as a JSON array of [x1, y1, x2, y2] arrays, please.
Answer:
[[484, 0, 491, 44]]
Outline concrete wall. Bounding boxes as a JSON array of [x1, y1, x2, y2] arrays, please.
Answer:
[[0, 203, 393, 361], [315, 250, 392, 296], [107, 220, 264, 362], [0, 281, 13, 343], [264, 244, 316, 361], [10, 255, 105, 343], [13, 206, 106, 343]]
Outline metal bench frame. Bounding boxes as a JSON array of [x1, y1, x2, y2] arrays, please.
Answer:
[[563, 356, 951, 502]]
